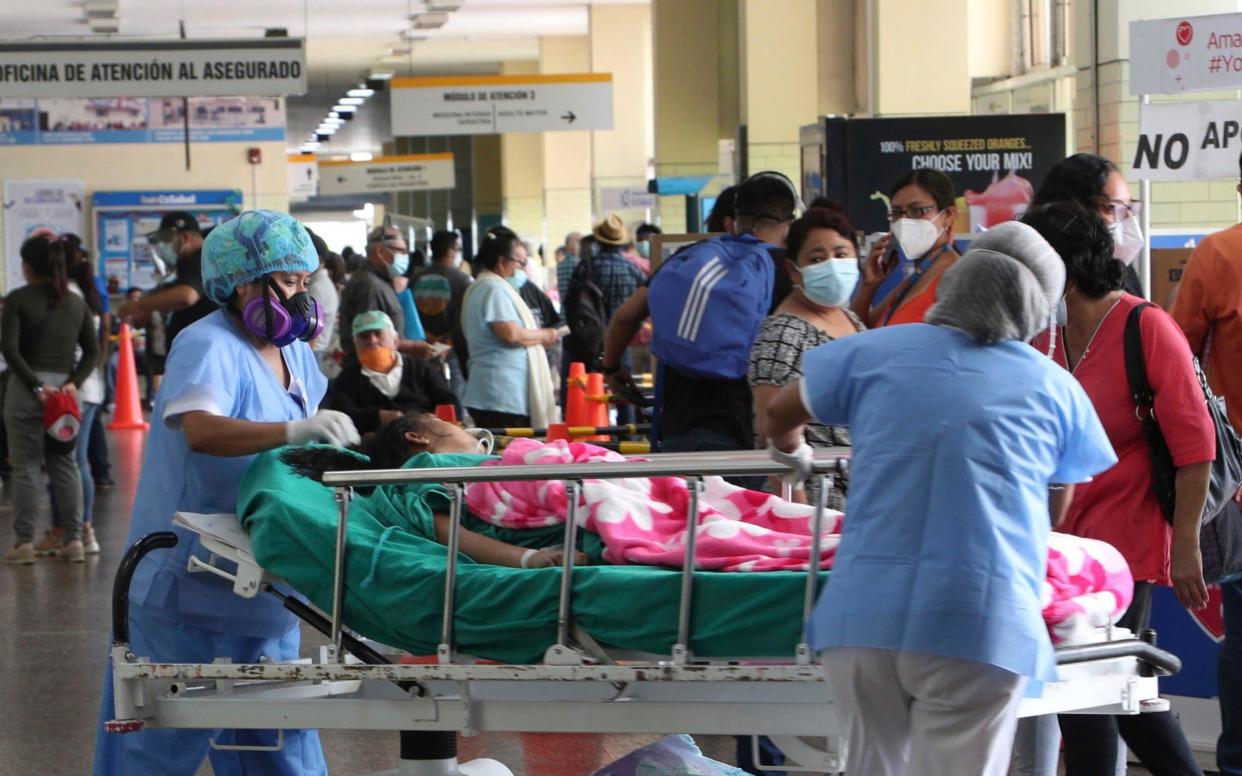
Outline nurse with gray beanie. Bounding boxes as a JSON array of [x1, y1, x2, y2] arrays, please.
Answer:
[[763, 221, 1118, 776]]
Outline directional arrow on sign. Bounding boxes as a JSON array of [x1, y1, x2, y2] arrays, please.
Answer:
[[337, 175, 347, 183], [562, 111, 576, 124]]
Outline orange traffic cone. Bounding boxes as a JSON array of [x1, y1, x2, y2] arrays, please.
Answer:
[[585, 373, 609, 441], [565, 362, 588, 428], [108, 323, 149, 431], [435, 404, 458, 424], [546, 423, 570, 443]]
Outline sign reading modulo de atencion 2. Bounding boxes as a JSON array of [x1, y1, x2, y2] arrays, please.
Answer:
[[390, 73, 613, 136], [0, 38, 306, 99], [318, 153, 456, 197]]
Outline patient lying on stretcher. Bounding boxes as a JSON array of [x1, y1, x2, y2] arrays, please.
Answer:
[[281, 413, 1135, 645]]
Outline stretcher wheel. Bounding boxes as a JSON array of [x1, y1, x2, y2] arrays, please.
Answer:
[[104, 719, 145, 734]]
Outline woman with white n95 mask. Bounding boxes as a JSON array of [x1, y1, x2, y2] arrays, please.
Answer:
[[92, 210, 358, 776], [852, 168, 962, 329]]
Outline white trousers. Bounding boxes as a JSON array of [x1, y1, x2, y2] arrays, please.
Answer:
[[822, 647, 1027, 776]]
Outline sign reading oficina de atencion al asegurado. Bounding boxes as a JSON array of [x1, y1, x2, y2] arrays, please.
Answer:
[[0, 38, 306, 99]]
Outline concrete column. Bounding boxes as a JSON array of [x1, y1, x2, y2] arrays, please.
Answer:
[[589, 2, 655, 226], [499, 60, 546, 242], [872, 0, 970, 115], [651, 0, 736, 229], [738, 0, 820, 183], [540, 36, 593, 258]]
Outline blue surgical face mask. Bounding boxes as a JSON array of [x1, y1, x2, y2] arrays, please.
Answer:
[[507, 269, 528, 290], [798, 258, 859, 308], [636, 240, 651, 259], [388, 251, 410, 278]]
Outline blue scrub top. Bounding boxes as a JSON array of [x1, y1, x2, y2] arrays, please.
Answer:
[[124, 310, 327, 639], [461, 279, 530, 416], [801, 324, 1115, 684]]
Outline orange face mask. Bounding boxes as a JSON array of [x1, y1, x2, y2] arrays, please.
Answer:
[[358, 347, 398, 373]]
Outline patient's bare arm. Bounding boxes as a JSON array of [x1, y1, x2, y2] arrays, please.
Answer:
[[432, 514, 589, 568]]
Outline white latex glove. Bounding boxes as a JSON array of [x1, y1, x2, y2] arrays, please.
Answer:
[[768, 441, 815, 485], [287, 410, 361, 448]]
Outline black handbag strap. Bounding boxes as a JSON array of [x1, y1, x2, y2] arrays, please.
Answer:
[[1123, 302, 1156, 420]]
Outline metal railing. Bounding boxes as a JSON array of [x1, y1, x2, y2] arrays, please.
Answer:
[[321, 449, 851, 665]]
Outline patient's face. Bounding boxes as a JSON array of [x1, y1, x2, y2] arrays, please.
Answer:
[[416, 417, 483, 455]]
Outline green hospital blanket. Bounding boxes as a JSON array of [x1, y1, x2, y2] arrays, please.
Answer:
[[238, 448, 827, 663]]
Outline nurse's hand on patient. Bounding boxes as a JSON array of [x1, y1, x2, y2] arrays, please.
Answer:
[[768, 441, 815, 485], [1171, 537, 1209, 611], [286, 410, 362, 448]]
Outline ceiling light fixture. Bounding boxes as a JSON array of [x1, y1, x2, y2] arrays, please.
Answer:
[[368, 70, 395, 81], [349, 152, 373, 162], [88, 17, 120, 33], [339, 97, 365, 106], [411, 12, 449, 29], [427, 0, 464, 11], [83, 0, 118, 18], [347, 88, 374, 98]]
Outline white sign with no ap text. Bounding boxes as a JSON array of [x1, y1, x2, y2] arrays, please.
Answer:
[[1133, 100, 1242, 181]]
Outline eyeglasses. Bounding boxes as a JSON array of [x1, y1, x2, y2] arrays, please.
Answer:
[[888, 204, 940, 222], [509, 257, 529, 269], [1106, 200, 1143, 222]]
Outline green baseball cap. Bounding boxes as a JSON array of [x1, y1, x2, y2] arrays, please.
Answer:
[[352, 310, 394, 338]]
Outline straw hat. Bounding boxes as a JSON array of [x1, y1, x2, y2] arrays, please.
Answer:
[[593, 214, 630, 246]]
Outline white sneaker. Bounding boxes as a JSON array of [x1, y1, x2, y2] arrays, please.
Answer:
[[82, 525, 100, 555], [3, 543, 35, 565], [60, 539, 85, 563], [33, 528, 64, 556]]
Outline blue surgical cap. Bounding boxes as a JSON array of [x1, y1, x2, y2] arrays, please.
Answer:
[[201, 210, 318, 305]]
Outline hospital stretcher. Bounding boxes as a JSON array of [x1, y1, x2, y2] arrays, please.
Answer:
[[106, 450, 1183, 775]]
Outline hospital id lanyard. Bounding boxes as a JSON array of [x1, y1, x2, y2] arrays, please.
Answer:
[[881, 243, 953, 326]]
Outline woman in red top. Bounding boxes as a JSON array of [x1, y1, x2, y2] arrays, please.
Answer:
[[1026, 201, 1212, 776], [851, 169, 961, 328]]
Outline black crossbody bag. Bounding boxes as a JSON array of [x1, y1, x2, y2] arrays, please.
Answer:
[[1122, 302, 1242, 583]]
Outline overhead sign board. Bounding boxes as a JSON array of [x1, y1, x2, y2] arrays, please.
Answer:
[[0, 38, 306, 99], [287, 154, 318, 201], [390, 73, 613, 136], [599, 186, 656, 211], [1133, 100, 1242, 181], [1131, 13, 1242, 95], [317, 153, 455, 196]]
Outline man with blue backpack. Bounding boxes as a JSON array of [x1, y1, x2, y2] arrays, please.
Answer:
[[603, 171, 801, 457]]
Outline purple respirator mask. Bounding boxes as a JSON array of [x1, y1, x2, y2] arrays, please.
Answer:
[[241, 277, 324, 348]]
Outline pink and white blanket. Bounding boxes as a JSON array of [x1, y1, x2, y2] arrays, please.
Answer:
[[465, 440, 1133, 643]]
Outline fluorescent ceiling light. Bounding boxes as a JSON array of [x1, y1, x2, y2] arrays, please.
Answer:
[[350, 152, 373, 162], [83, 0, 118, 18], [388, 45, 412, 56], [347, 88, 374, 98], [322, 116, 344, 125], [339, 97, 365, 106], [411, 12, 449, 29], [333, 103, 356, 112], [378, 55, 407, 64], [88, 17, 120, 33], [368, 70, 395, 80], [316, 126, 337, 135], [428, 0, 464, 11]]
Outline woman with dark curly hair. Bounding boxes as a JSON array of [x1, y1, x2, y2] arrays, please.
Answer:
[[1024, 200, 1210, 776], [1030, 153, 1145, 296]]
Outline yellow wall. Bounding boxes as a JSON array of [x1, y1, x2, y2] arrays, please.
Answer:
[[499, 60, 547, 239], [817, 0, 857, 115], [874, 0, 970, 115], [739, 0, 819, 144], [967, 0, 1013, 79], [540, 36, 594, 255], [0, 140, 287, 291], [653, 0, 724, 169]]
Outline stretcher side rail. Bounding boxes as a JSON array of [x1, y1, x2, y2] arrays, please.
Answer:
[[322, 449, 852, 666]]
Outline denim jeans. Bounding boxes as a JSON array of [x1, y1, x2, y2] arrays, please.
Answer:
[[1221, 575, 1242, 775], [660, 428, 762, 490], [5, 373, 82, 544], [87, 406, 111, 482]]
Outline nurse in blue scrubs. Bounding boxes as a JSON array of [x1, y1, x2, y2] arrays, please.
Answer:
[[93, 210, 360, 775], [765, 222, 1118, 776]]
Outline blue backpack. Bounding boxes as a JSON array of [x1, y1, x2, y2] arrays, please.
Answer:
[[648, 233, 774, 380]]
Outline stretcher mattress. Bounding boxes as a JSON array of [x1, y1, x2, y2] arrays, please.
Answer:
[[237, 449, 828, 663]]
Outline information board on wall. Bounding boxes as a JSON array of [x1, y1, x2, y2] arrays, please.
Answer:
[[287, 154, 318, 201], [0, 38, 306, 99], [3, 179, 85, 292], [807, 113, 1067, 235], [0, 96, 284, 145], [391, 73, 613, 136], [1131, 13, 1242, 95], [317, 153, 456, 196]]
